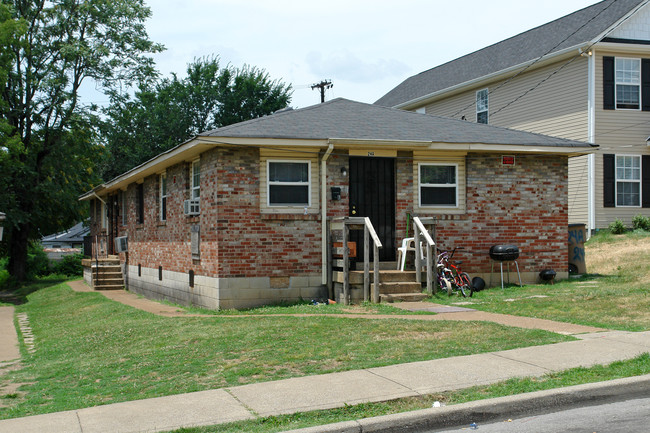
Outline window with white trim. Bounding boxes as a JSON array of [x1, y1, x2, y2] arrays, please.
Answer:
[[191, 159, 200, 199], [160, 173, 167, 221], [267, 161, 310, 206], [419, 163, 458, 207], [476, 88, 488, 124], [616, 155, 641, 206], [616, 58, 641, 110]]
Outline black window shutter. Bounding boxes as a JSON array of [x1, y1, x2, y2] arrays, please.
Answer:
[[603, 154, 615, 208], [603, 57, 615, 110], [643, 155, 650, 208], [642, 59, 650, 111]]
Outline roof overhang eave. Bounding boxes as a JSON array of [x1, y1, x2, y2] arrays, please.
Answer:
[[426, 142, 598, 155], [394, 42, 591, 110], [79, 136, 208, 200]]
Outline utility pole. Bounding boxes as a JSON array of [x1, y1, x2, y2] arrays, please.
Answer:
[[311, 80, 333, 103]]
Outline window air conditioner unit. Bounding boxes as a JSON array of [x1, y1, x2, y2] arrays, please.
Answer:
[[115, 236, 128, 253], [184, 199, 200, 216]]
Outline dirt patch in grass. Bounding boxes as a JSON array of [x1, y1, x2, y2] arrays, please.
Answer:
[[587, 236, 650, 275]]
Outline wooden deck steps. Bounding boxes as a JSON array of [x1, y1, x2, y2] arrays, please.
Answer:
[[87, 256, 125, 290], [333, 268, 428, 303]]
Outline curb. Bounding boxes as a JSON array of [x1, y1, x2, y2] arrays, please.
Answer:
[[282, 374, 650, 433]]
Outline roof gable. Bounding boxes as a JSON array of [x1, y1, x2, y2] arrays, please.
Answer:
[[608, 0, 650, 40], [375, 0, 648, 108]]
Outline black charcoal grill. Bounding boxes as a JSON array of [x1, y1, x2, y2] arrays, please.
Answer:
[[490, 244, 522, 289]]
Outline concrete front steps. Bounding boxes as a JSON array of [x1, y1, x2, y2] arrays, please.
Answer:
[[82, 256, 125, 290], [333, 266, 428, 303]]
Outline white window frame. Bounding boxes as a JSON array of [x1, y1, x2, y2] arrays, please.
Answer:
[[615, 154, 641, 207], [191, 159, 200, 199], [267, 160, 311, 207], [418, 163, 459, 208], [160, 173, 167, 221], [476, 88, 489, 123], [615, 57, 641, 110]]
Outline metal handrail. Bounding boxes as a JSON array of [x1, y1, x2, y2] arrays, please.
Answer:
[[413, 217, 436, 295]]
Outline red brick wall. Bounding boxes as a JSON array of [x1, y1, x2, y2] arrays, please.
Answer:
[[415, 153, 569, 274], [91, 149, 568, 281], [214, 147, 322, 279]]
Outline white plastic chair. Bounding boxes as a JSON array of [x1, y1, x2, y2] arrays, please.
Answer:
[[397, 238, 425, 271]]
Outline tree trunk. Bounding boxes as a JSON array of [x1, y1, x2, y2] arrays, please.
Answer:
[[8, 224, 30, 283]]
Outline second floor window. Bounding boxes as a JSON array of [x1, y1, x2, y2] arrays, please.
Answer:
[[476, 89, 488, 124], [616, 58, 641, 110]]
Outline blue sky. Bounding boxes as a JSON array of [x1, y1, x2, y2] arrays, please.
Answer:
[[84, 0, 602, 109]]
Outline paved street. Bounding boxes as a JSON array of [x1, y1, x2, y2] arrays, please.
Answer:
[[428, 396, 650, 433]]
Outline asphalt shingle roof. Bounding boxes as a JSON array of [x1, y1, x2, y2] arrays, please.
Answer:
[[375, 0, 647, 107], [204, 98, 593, 148], [41, 221, 89, 244]]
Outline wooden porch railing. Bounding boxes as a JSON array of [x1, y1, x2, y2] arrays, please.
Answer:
[[333, 217, 382, 305], [413, 216, 437, 295], [91, 234, 109, 285]]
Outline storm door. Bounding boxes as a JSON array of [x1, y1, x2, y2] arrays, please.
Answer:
[[349, 157, 396, 262]]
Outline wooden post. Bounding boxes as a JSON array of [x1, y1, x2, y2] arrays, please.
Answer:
[[326, 220, 333, 299], [414, 224, 421, 284], [342, 222, 349, 305], [373, 243, 380, 304], [427, 243, 434, 295], [363, 225, 370, 302]]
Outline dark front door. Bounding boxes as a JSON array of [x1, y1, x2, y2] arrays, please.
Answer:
[[349, 157, 396, 262]]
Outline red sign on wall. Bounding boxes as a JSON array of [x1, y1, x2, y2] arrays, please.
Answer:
[[502, 155, 516, 165]]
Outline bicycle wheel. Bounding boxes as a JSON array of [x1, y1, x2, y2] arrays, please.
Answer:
[[458, 272, 471, 297], [440, 277, 452, 295]]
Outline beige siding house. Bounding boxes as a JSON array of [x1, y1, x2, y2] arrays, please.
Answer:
[[376, 0, 650, 232]]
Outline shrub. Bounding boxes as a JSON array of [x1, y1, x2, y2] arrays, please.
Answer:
[[632, 214, 650, 231], [52, 253, 84, 276], [608, 218, 627, 234]]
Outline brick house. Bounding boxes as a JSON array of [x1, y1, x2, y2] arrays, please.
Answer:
[[81, 98, 594, 309], [376, 0, 650, 233]]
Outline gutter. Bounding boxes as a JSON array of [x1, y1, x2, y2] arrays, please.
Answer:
[[321, 143, 334, 286]]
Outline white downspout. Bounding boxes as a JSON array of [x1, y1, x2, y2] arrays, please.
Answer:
[[587, 49, 596, 238], [321, 143, 334, 285]]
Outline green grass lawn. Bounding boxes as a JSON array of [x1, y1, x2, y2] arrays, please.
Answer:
[[0, 282, 572, 419], [431, 230, 650, 331], [1, 230, 648, 424]]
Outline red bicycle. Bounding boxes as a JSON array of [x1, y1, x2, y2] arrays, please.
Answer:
[[436, 247, 472, 297]]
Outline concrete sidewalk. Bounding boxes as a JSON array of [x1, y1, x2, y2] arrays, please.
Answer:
[[1, 328, 648, 433]]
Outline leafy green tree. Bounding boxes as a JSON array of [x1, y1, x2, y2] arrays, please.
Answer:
[[101, 57, 292, 179], [0, 0, 163, 282]]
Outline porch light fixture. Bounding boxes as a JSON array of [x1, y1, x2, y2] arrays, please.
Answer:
[[341, 166, 348, 177]]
